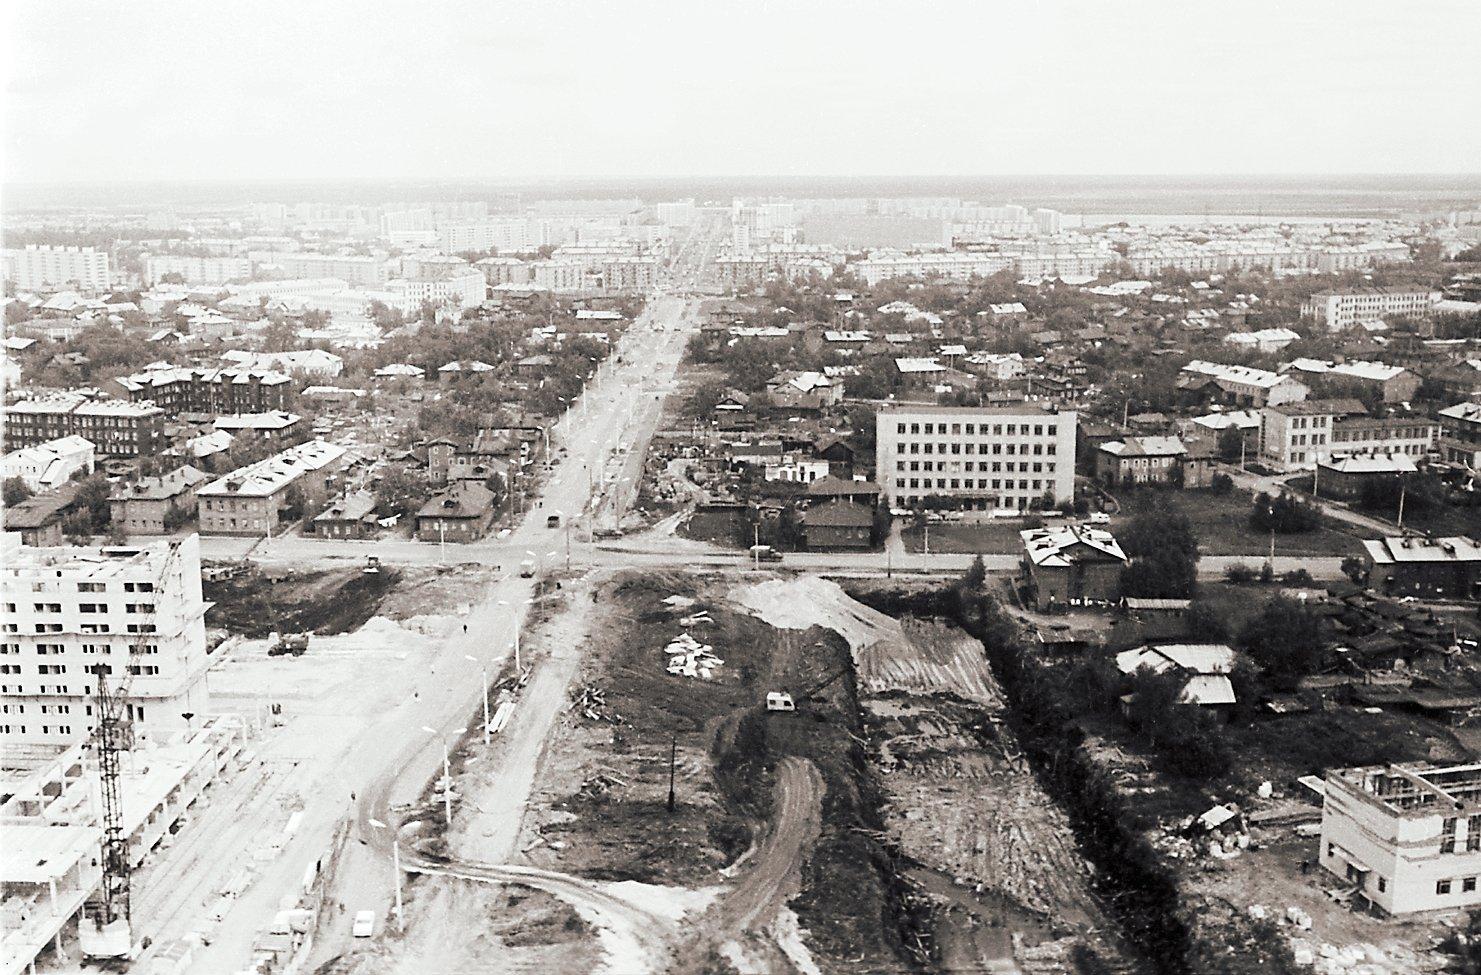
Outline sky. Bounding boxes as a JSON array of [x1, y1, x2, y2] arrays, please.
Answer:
[[4, 0, 1480, 184]]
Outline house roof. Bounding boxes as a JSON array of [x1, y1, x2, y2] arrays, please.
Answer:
[[198, 440, 346, 498], [806, 476, 881, 498], [214, 411, 301, 431], [1318, 453, 1417, 474], [1020, 525, 1128, 567], [1362, 536, 1481, 565], [417, 481, 494, 520], [1099, 436, 1186, 459], [110, 465, 208, 502], [1116, 644, 1238, 704], [314, 491, 377, 523], [894, 357, 945, 374], [1265, 398, 1367, 418], [804, 500, 874, 528]]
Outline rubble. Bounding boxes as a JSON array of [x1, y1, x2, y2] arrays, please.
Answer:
[[664, 631, 724, 679], [571, 683, 625, 724]]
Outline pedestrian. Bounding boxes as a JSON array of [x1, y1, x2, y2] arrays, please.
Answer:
[[463, 624, 468, 634]]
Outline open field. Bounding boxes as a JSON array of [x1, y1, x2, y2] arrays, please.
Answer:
[[1116, 487, 1366, 558], [901, 520, 1025, 554]]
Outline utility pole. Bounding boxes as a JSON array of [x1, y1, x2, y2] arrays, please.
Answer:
[[666, 734, 677, 813], [1397, 479, 1407, 530]]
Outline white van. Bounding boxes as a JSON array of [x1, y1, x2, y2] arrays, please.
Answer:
[[352, 910, 376, 938]]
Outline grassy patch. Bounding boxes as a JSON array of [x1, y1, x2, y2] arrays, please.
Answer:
[[901, 521, 1023, 554], [1115, 488, 1363, 558]]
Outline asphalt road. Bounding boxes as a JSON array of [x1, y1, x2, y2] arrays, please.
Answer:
[[304, 293, 701, 968]]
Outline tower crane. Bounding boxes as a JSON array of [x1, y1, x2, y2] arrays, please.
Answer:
[[79, 539, 180, 960]]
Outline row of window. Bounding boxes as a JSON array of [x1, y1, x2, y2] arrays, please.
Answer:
[[0, 725, 76, 736], [1437, 877, 1480, 896], [894, 421, 1059, 437], [0, 703, 88, 715], [891, 441, 1058, 457], [895, 477, 1048, 492], [896, 461, 1054, 475], [6, 622, 158, 635]]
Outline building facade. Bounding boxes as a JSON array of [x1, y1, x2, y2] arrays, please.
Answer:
[[1362, 536, 1481, 601], [875, 405, 1077, 511], [142, 254, 253, 286], [1260, 400, 1439, 472], [2, 245, 111, 291], [1302, 289, 1440, 332], [110, 366, 291, 416], [1438, 401, 1481, 469], [3, 398, 167, 458], [0, 533, 211, 746], [1321, 763, 1481, 914], [196, 440, 347, 537]]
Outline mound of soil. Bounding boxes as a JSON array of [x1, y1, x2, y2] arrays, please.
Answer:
[[204, 567, 402, 637]]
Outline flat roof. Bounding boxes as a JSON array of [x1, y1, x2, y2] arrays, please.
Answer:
[[0, 823, 98, 883]]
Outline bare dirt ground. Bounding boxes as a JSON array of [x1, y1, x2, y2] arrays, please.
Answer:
[[733, 576, 1133, 973], [382, 567, 921, 974]]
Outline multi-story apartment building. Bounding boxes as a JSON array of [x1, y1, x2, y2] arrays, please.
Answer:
[[1320, 762, 1481, 914], [3, 397, 167, 457], [1302, 289, 1440, 333], [142, 254, 253, 286], [1438, 401, 1481, 468], [854, 252, 1016, 285], [875, 405, 1077, 511], [2, 245, 111, 291], [391, 268, 487, 309], [0, 533, 211, 746], [656, 200, 696, 228], [475, 256, 534, 286], [266, 253, 386, 286], [531, 259, 586, 293], [716, 258, 769, 291], [1259, 399, 1440, 472], [438, 219, 541, 255], [196, 440, 347, 536], [603, 257, 658, 293], [109, 366, 291, 416]]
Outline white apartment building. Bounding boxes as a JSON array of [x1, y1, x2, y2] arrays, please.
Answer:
[[854, 252, 1016, 285], [142, 254, 254, 286], [656, 200, 696, 228], [1302, 289, 1440, 332], [0, 533, 211, 747], [2, 245, 111, 291], [531, 259, 587, 293], [475, 257, 534, 286], [1259, 400, 1439, 472], [875, 405, 1077, 511], [438, 218, 544, 255], [1320, 763, 1481, 915], [603, 257, 658, 293], [1033, 209, 1063, 235], [263, 253, 386, 286], [392, 268, 487, 309]]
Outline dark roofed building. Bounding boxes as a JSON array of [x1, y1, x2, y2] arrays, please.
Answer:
[[314, 491, 379, 539], [802, 500, 874, 550], [416, 481, 496, 543], [805, 476, 882, 506]]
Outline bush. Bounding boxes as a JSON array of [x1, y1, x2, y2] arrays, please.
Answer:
[[1223, 563, 1257, 584], [1237, 595, 1326, 688], [1209, 472, 1234, 495]]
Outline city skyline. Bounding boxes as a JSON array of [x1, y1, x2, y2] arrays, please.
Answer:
[[5, 0, 1480, 185]]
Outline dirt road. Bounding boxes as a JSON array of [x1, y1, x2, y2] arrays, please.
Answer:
[[681, 755, 826, 973]]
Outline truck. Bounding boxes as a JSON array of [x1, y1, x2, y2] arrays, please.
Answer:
[[546, 514, 561, 528], [518, 559, 536, 578], [747, 544, 783, 563]]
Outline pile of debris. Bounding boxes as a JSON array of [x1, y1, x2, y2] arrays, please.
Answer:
[[571, 683, 624, 724], [576, 770, 627, 801], [664, 631, 723, 680]]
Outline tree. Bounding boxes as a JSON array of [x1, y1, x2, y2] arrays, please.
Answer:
[[3, 477, 32, 507], [1250, 491, 1320, 534], [368, 300, 403, 332], [1209, 471, 1234, 495], [159, 271, 186, 285], [1237, 595, 1325, 687], [1123, 666, 1232, 779], [1340, 555, 1367, 585], [963, 554, 987, 592], [374, 467, 429, 521], [1184, 599, 1230, 642], [260, 318, 300, 353], [1119, 508, 1199, 598]]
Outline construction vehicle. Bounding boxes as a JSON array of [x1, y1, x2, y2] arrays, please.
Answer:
[[268, 632, 310, 656], [765, 692, 796, 712], [80, 541, 183, 959]]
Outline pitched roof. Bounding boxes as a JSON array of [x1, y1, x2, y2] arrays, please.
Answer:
[[803, 500, 874, 528], [1099, 436, 1186, 458], [806, 476, 881, 498], [417, 481, 494, 519], [1362, 536, 1481, 565], [1020, 525, 1128, 567]]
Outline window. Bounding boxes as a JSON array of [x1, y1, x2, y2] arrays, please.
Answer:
[[1443, 817, 1458, 854], [1470, 815, 1481, 852], [1466, 877, 1478, 893], [1438, 879, 1453, 895], [77, 582, 105, 593], [1377, 877, 1387, 893]]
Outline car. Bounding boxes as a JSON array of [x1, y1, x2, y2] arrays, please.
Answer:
[[352, 910, 376, 938], [1088, 512, 1111, 524]]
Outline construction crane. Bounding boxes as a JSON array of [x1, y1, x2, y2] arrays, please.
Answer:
[[80, 539, 179, 960]]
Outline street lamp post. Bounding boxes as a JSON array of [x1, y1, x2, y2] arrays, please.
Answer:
[[420, 725, 463, 825], [465, 654, 489, 746], [367, 818, 403, 927]]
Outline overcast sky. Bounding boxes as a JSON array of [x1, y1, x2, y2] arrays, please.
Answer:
[[5, 0, 1479, 183]]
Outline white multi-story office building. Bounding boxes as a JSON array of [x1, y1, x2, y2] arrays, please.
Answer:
[[2, 245, 112, 291], [875, 405, 1077, 511], [1033, 209, 1064, 235], [0, 533, 211, 746], [1259, 400, 1439, 472], [1321, 763, 1481, 915], [1302, 289, 1440, 332], [392, 268, 487, 309]]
